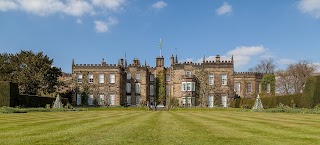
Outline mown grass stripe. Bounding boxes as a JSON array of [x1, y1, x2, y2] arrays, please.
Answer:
[[187, 112, 320, 145], [202, 112, 320, 135], [0, 111, 130, 132], [0, 111, 144, 144], [0, 110, 320, 145]]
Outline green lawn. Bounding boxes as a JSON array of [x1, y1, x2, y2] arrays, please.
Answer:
[[0, 110, 320, 145]]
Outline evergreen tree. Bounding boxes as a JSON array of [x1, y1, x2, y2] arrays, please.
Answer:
[[0, 50, 62, 95]]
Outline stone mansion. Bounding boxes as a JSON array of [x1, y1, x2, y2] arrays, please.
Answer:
[[72, 54, 265, 107]]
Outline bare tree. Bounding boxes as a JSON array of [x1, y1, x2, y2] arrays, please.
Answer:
[[287, 60, 316, 94], [276, 69, 293, 95], [249, 58, 276, 74]]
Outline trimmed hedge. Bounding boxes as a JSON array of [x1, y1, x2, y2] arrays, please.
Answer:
[[233, 76, 320, 108], [233, 94, 303, 108], [0, 82, 19, 107], [16, 95, 68, 108], [304, 76, 320, 107], [0, 81, 10, 106], [0, 81, 68, 107]]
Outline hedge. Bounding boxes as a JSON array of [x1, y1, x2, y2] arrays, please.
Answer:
[[0, 81, 68, 107], [0, 82, 19, 107], [14, 95, 68, 107], [0, 81, 10, 106]]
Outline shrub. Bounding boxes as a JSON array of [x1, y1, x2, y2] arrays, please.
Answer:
[[0, 106, 27, 113]]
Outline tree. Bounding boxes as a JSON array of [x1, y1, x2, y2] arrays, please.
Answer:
[[276, 69, 293, 95], [0, 50, 61, 95], [287, 60, 316, 94], [156, 70, 166, 105], [0, 53, 14, 81], [43, 66, 62, 94], [249, 58, 276, 74]]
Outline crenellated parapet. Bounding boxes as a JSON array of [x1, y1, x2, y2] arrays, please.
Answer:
[[172, 59, 233, 70], [73, 63, 119, 69], [234, 72, 263, 78]]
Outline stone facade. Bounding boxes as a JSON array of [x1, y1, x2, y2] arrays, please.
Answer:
[[234, 72, 263, 99], [72, 54, 262, 107]]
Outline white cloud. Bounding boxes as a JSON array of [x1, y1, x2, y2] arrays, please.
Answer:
[[152, 1, 167, 9], [227, 45, 267, 69], [0, 0, 18, 11], [63, 0, 93, 17], [94, 17, 118, 33], [298, 0, 320, 18], [216, 2, 232, 15], [18, 0, 65, 16], [92, 0, 125, 11], [95, 20, 108, 32], [0, 0, 127, 16], [76, 18, 82, 24], [15, 0, 94, 16], [182, 45, 267, 70], [279, 59, 296, 65]]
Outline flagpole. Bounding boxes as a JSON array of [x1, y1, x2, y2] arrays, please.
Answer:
[[159, 38, 162, 57]]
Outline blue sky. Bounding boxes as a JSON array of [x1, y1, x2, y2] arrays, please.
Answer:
[[1, 0, 320, 73]]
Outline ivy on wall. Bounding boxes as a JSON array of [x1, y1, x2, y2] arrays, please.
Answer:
[[260, 74, 276, 97], [156, 70, 166, 105]]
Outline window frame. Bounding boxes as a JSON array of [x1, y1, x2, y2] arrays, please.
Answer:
[[77, 74, 83, 83], [127, 73, 131, 80], [136, 74, 140, 81], [150, 85, 154, 96], [150, 74, 154, 82], [181, 82, 195, 91], [166, 85, 170, 96], [127, 96, 131, 106], [166, 74, 170, 82], [88, 74, 94, 83], [110, 74, 115, 84], [88, 94, 94, 106], [136, 96, 140, 106], [126, 83, 131, 93], [77, 94, 81, 105], [99, 94, 104, 105], [110, 94, 115, 106], [208, 74, 214, 85], [221, 95, 227, 107], [247, 83, 252, 93], [267, 83, 271, 93], [235, 82, 240, 93], [135, 83, 141, 94], [208, 96, 214, 108], [185, 71, 192, 77], [221, 74, 227, 85], [99, 74, 104, 84]]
